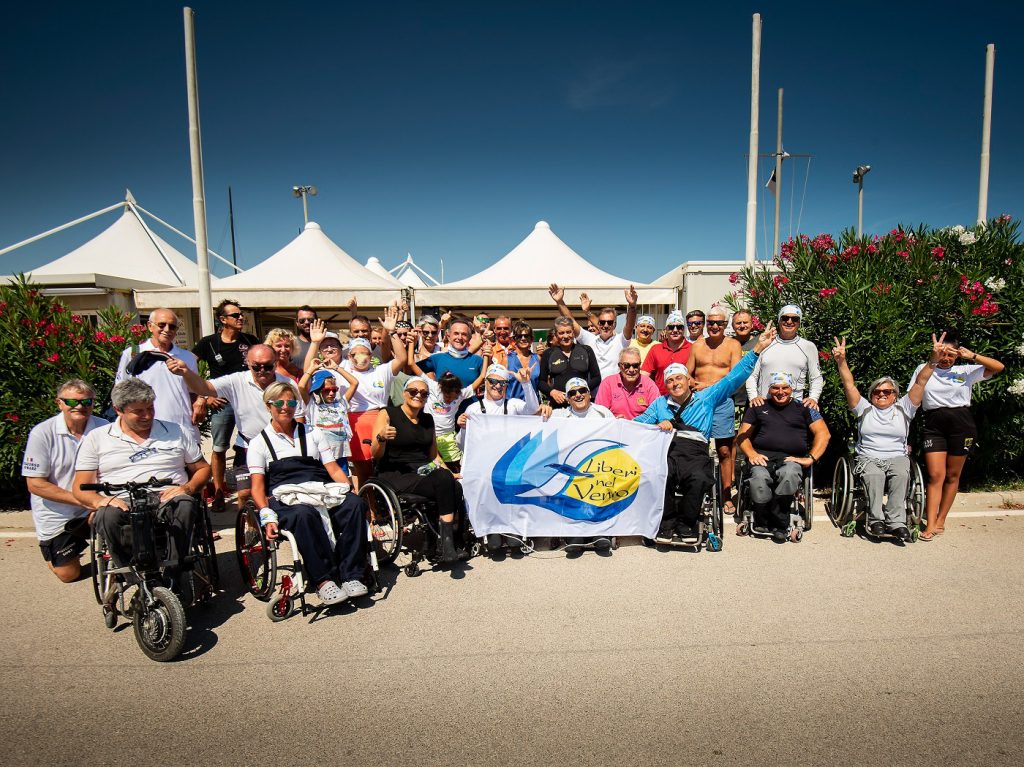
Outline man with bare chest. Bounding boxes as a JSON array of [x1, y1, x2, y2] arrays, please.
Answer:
[[690, 308, 742, 512]]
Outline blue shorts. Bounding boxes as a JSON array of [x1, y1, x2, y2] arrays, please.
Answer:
[[711, 397, 736, 440], [210, 400, 236, 453]]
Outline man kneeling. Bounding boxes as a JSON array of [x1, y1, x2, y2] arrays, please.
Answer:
[[73, 379, 210, 598]]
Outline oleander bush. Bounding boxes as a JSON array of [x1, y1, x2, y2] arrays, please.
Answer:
[[0, 275, 148, 505], [722, 215, 1024, 485]]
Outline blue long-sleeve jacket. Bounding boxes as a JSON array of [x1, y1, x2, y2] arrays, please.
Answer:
[[634, 350, 758, 439]]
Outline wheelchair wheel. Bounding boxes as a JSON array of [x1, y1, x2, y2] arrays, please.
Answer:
[[90, 529, 112, 606], [186, 502, 219, 604], [359, 481, 404, 566], [132, 586, 187, 662], [235, 502, 276, 600], [907, 460, 926, 533], [802, 467, 814, 531], [266, 595, 297, 622], [827, 455, 853, 528], [709, 463, 724, 551]]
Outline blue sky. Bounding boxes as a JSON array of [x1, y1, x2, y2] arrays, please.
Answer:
[[2, 1, 1021, 284]]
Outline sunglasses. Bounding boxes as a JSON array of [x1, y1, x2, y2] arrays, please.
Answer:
[[486, 378, 508, 387], [619, 362, 641, 370], [707, 320, 727, 327], [60, 397, 94, 407], [780, 316, 801, 323], [476, 316, 490, 322], [221, 312, 244, 319], [597, 320, 616, 327], [269, 399, 298, 408], [250, 363, 275, 372], [420, 330, 438, 337], [872, 389, 896, 397], [514, 333, 533, 340], [666, 324, 684, 331], [567, 388, 589, 397], [153, 321, 178, 330], [406, 389, 429, 399], [296, 318, 315, 324], [686, 320, 704, 327]]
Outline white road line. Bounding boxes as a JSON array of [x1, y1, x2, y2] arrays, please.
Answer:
[[2, 509, 1023, 539]]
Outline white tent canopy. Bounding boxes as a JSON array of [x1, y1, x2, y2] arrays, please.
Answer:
[[416, 221, 675, 306], [390, 254, 439, 288], [137, 221, 405, 309], [364, 256, 406, 287]]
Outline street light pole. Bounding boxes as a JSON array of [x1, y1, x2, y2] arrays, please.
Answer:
[[852, 165, 871, 238], [292, 185, 317, 225]]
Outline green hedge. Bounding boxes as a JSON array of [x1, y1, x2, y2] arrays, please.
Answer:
[[0, 276, 148, 506], [722, 215, 1023, 485]]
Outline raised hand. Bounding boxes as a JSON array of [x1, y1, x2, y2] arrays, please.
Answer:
[[957, 344, 976, 362], [515, 366, 531, 383], [579, 292, 592, 313], [625, 284, 638, 306], [380, 304, 398, 333], [165, 357, 186, 376], [481, 341, 493, 357], [305, 357, 325, 374], [753, 322, 777, 354], [548, 283, 564, 304], [831, 336, 847, 365], [309, 318, 327, 344], [346, 296, 358, 311], [930, 332, 947, 361]]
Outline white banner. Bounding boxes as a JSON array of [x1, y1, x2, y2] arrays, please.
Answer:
[[461, 414, 672, 537]]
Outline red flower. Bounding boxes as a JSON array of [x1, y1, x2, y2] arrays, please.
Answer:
[[93, 331, 108, 343], [47, 353, 60, 363], [872, 283, 892, 295], [728, 272, 739, 285], [930, 246, 945, 260], [749, 288, 761, 298], [841, 245, 859, 261], [897, 250, 909, 259], [53, 305, 64, 313], [818, 350, 832, 361], [773, 275, 789, 289], [818, 288, 838, 299], [72, 314, 83, 324], [751, 315, 764, 331], [5, 413, 19, 422], [130, 324, 146, 335], [866, 244, 878, 254], [109, 335, 126, 345]]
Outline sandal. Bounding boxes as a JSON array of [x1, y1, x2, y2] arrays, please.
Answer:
[[933, 528, 945, 536], [919, 530, 935, 541]]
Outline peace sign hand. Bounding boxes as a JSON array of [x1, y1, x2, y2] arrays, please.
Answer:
[[931, 332, 947, 362], [831, 336, 847, 364]]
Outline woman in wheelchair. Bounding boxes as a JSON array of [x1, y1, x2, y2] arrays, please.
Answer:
[[832, 335, 942, 541], [736, 372, 830, 543], [249, 382, 368, 607], [635, 323, 777, 541], [370, 376, 467, 564]]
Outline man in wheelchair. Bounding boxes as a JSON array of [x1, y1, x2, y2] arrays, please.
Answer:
[[73, 379, 210, 597], [248, 382, 369, 607], [736, 372, 830, 543], [634, 323, 777, 541]]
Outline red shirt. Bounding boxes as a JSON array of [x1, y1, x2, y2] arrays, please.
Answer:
[[641, 341, 693, 395]]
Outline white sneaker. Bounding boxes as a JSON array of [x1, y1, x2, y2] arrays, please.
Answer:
[[342, 580, 368, 598], [317, 580, 349, 605]]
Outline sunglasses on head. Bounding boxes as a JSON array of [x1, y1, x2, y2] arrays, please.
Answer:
[[61, 397, 94, 407], [250, 362, 275, 372], [406, 388, 429, 398], [269, 399, 297, 408], [486, 378, 508, 387], [706, 320, 727, 327], [666, 324, 684, 331], [780, 316, 801, 323], [154, 321, 178, 330], [619, 362, 641, 370], [567, 388, 589, 397], [221, 312, 244, 319]]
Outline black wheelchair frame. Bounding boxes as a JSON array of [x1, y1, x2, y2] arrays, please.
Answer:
[[734, 454, 814, 542], [826, 452, 926, 541]]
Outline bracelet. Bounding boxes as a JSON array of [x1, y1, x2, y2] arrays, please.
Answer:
[[376, 434, 386, 444]]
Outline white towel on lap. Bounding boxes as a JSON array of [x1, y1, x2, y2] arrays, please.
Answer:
[[272, 481, 350, 547]]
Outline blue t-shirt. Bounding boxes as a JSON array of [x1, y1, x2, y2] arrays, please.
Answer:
[[420, 352, 484, 388]]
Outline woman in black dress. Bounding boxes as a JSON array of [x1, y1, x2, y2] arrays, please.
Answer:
[[370, 376, 466, 563]]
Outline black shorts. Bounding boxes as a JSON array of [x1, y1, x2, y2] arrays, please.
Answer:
[[922, 407, 977, 456], [233, 446, 250, 490], [39, 521, 89, 567]]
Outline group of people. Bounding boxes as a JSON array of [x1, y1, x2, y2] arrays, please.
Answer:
[[22, 288, 1005, 606]]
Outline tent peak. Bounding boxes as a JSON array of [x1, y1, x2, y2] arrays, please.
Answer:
[[125, 189, 137, 205], [534, 220, 550, 230], [304, 221, 322, 231]]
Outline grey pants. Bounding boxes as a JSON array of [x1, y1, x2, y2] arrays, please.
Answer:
[[855, 454, 911, 529], [749, 461, 804, 529]]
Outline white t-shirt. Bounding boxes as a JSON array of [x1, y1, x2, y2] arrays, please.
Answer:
[[909, 363, 986, 410], [456, 387, 541, 449], [246, 424, 337, 475], [212, 371, 305, 447], [577, 328, 630, 381], [22, 414, 108, 541], [423, 378, 475, 434], [552, 403, 614, 420], [853, 395, 918, 459], [115, 341, 200, 442], [75, 419, 203, 491], [306, 395, 352, 459], [348, 364, 395, 412]]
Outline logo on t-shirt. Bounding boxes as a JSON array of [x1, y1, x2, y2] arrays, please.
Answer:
[[23, 456, 39, 471], [129, 447, 160, 463], [432, 402, 454, 415]]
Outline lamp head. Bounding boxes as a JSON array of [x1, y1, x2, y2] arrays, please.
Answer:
[[852, 165, 871, 183], [292, 186, 301, 197]]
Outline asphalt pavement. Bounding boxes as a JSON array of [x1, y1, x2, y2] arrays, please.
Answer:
[[1, 508, 1022, 766]]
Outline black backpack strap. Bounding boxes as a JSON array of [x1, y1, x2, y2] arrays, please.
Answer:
[[298, 423, 307, 457], [260, 431, 278, 462]]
